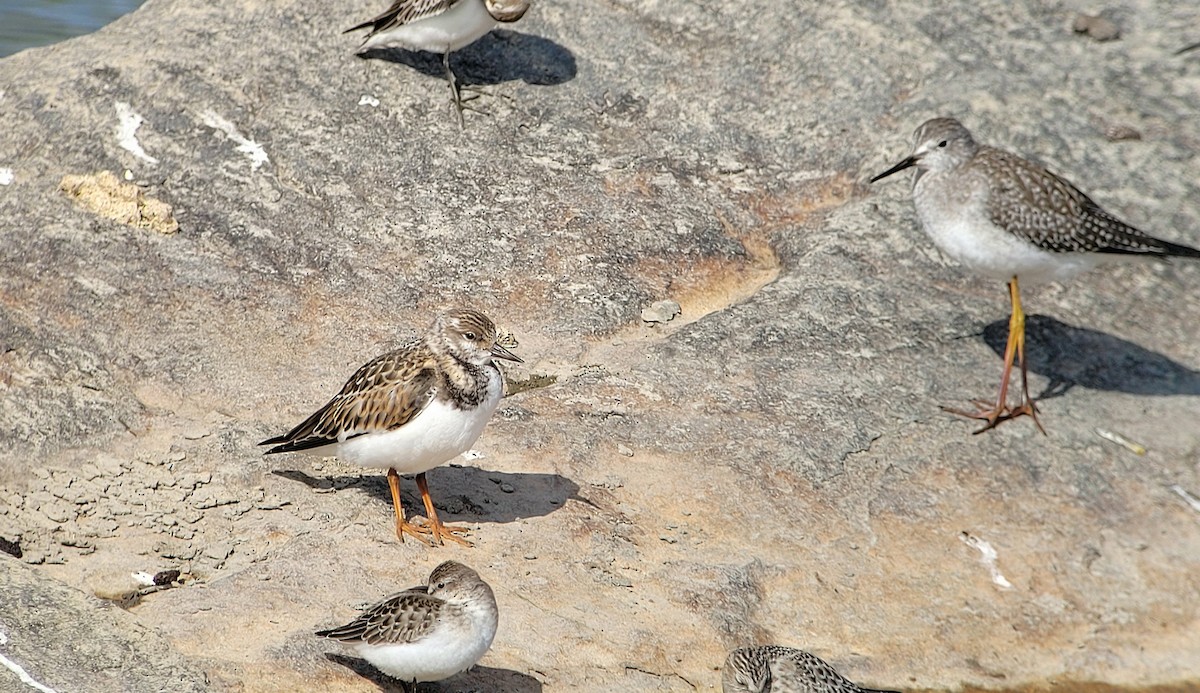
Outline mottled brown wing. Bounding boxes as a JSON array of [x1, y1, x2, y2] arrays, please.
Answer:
[[315, 588, 442, 645], [259, 343, 437, 454], [981, 147, 1190, 257], [772, 650, 900, 693], [344, 0, 456, 35]]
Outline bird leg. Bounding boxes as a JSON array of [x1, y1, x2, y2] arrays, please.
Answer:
[[442, 51, 490, 128], [415, 472, 473, 547], [943, 277, 1043, 434], [387, 468, 434, 545]]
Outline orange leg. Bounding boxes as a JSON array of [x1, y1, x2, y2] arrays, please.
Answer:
[[387, 468, 434, 545], [415, 472, 472, 548], [944, 277, 1044, 434]]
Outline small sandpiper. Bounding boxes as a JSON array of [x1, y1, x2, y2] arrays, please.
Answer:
[[722, 646, 899, 693], [346, 0, 531, 126], [871, 117, 1200, 433], [260, 308, 521, 546], [316, 560, 498, 692]]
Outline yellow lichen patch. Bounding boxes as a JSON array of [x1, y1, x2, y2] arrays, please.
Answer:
[[59, 170, 178, 234]]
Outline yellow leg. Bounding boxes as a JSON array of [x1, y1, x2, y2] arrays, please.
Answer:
[[944, 277, 1044, 434], [387, 468, 434, 545], [415, 472, 473, 548]]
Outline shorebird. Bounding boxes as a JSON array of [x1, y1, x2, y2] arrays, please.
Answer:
[[872, 117, 1200, 432], [316, 560, 498, 691], [260, 309, 521, 546], [345, 0, 531, 125], [722, 646, 900, 693]]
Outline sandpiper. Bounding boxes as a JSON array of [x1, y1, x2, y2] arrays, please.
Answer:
[[316, 560, 498, 692], [346, 0, 531, 125], [872, 117, 1200, 433], [260, 309, 521, 546], [722, 646, 899, 693]]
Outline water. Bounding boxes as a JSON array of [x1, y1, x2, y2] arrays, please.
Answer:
[[0, 0, 144, 58]]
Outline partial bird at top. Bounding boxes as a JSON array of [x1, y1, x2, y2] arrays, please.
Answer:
[[346, 0, 532, 126]]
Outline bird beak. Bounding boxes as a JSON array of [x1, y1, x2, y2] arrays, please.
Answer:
[[870, 155, 917, 183], [490, 342, 523, 363]]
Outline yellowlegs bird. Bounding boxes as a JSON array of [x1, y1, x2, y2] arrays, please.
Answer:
[[872, 117, 1200, 433]]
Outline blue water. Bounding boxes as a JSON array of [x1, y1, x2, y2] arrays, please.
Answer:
[[0, 0, 144, 58]]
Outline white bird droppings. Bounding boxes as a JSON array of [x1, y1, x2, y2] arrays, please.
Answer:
[[115, 102, 159, 164], [960, 532, 1013, 589], [200, 110, 269, 171]]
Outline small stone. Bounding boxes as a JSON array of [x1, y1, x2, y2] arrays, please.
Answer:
[[641, 299, 681, 324], [715, 156, 747, 174], [617, 444, 634, 457], [203, 542, 233, 562], [153, 569, 181, 586], [1104, 125, 1142, 142], [0, 536, 22, 558], [1072, 13, 1120, 42], [89, 571, 142, 601], [499, 483, 515, 494], [524, 553, 537, 560]]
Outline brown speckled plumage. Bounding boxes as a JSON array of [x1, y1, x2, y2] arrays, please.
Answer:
[[722, 646, 899, 693], [258, 309, 513, 455], [316, 561, 495, 646], [258, 309, 520, 545], [899, 117, 1200, 259]]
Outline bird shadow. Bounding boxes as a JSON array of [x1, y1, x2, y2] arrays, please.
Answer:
[[358, 30, 576, 87], [272, 465, 579, 525], [324, 653, 543, 692], [980, 314, 1200, 400]]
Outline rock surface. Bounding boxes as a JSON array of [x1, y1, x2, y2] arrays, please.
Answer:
[[1, 0, 1199, 691]]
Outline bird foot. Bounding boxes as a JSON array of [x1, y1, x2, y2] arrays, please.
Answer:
[[396, 519, 437, 547], [941, 399, 1044, 435], [426, 519, 473, 548]]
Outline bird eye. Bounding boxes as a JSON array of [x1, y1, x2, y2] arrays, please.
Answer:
[[937, 140, 948, 148], [436, 582, 446, 590], [464, 331, 477, 341]]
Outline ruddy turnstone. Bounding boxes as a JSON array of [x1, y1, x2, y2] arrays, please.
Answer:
[[346, 0, 531, 125], [871, 117, 1200, 433], [260, 309, 521, 546], [722, 646, 899, 693], [316, 560, 498, 691]]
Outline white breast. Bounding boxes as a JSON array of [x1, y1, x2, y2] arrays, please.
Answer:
[[332, 369, 503, 473], [360, 0, 498, 54], [914, 177, 1101, 285], [356, 603, 497, 683]]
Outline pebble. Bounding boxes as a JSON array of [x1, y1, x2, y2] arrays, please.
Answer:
[[1104, 124, 1142, 142], [641, 299, 681, 324], [500, 483, 515, 494], [203, 542, 233, 562], [1072, 13, 1120, 41], [617, 444, 634, 457], [715, 156, 747, 175], [89, 571, 143, 601]]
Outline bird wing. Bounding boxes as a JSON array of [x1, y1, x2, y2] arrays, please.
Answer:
[[981, 147, 1193, 257], [315, 588, 443, 645], [345, 0, 458, 35], [259, 343, 438, 454]]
